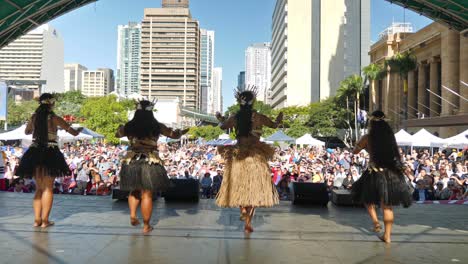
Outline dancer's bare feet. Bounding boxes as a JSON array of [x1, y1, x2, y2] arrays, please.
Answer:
[[244, 225, 253, 233], [33, 220, 42, 227], [41, 221, 55, 228], [130, 217, 141, 226], [378, 234, 391, 244], [372, 222, 381, 233], [143, 225, 154, 234], [240, 208, 248, 221]]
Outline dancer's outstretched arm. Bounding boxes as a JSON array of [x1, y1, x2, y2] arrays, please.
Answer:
[[160, 123, 189, 139], [353, 135, 368, 154], [216, 112, 235, 130], [53, 115, 83, 136], [258, 112, 283, 128], [24, 114, 35, 135]]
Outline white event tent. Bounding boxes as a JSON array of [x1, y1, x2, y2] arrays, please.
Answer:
[[394, 129, 413, 146], [0, 124, 93, 142], [411, 129, 445, 147], [431, 129, 468, 149], [295, 133, 325, 146]]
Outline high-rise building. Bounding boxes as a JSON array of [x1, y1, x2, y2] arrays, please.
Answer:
[[237, 71, 245, 90], [117, 22, 141, 96], [162, 0, 189, 8], [200, 29, 215, 113], [81, 68, 114, 97], [140, 2, 200, 109], [64, 63, 87, 92], [270, 0, 370, 109], [245, 43, 271, 102], [0, 24, 64, 94], [212, 67, 223, 114]]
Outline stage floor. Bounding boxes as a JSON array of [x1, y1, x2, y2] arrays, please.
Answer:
[[0, 192, 467, 264]]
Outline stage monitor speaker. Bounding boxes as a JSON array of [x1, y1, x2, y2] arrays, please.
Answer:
[[331, 189, 362, 206], [291, 182, 329, 206], [112, 189, 129, 200], [112, 189, 158, 201], [163, 179, 199, 202]]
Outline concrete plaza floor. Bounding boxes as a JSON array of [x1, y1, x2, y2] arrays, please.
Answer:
[[0, 192, 467, 264]]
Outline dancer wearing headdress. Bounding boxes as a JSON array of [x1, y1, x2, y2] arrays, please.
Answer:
[[352, 110, 412, 243], [215, 86, 283, 233], [16, 93, 83, 228], [116, 99, 188, 234]]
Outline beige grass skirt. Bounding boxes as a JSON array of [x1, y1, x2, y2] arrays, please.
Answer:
[[215, 142, 279, 208]]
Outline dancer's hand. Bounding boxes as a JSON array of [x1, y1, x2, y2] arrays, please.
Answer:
[[215, 112, 225, 122]]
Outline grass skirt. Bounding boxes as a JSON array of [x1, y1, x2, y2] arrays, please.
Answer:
[[16, 144, 70, 178], [351, 168, 412, 207], [216, 142, 279, 208], [119, 152, 169, 192]]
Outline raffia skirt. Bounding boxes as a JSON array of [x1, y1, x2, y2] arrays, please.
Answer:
[[351, 167, 412, 208], [216, 142, 279, 208], [16, 143, 70, 178], [119, 151, 170, 192]]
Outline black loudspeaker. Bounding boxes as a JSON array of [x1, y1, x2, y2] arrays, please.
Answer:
[[163, 179, 199, 202], [112, 189, 129, 200], [112, 189, 158, 200], [331, 189, 362, 206], [291, 182, 329, 206]]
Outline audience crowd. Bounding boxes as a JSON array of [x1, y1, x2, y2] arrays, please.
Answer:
[[1, 141, 467, 201]]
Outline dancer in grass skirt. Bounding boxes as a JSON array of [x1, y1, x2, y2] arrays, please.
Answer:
[[215, 86, 283, 233]]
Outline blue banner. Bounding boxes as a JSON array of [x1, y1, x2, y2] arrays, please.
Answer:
[[0, 81, 7, 121]]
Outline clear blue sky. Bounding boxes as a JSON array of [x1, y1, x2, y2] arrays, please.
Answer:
[[49, 0, 432, 110]]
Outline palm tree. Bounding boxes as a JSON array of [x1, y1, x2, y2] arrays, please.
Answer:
[[337, 74, 365, 141], [362, 63, 385, 110], [385, 51, 417, 120]]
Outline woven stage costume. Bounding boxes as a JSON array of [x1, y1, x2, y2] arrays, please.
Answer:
[[215, 87, 283, 233]]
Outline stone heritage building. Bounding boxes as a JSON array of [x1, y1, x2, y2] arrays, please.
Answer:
[[369, 22, 467, 137]]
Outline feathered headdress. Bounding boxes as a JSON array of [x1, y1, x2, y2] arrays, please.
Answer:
[[234, 85, 258, 106], [39, 98, 56, 105], [135, 97, 157, 111]]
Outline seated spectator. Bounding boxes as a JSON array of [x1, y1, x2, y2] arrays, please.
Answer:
[[333, 166, 346, 189], [434, 181, 450, 200], [342, 173, 354, 190], [325, 173, 335, 191], [447, 181, 464, 200], [200, 172, 212, 198], [212, 168, 223, 196], [277, 175, 291, 200], [412, 179, 434, 201], [7, 178, 30, 193], [312, 169, 324, 183], [53, 182, 62, 194], [297, 169, 308, 183]]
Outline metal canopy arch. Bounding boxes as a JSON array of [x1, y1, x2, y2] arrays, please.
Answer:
[[0, 0, 97, 48], [385, 0, 468, 32]]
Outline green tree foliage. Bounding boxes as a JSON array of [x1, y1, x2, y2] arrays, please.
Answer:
[[188, 125, 224, 140], [80, 95, 130, 144], [225, 100, 273, 116], [3, 97, 38, 126], [53, 91, 87, 119], [307, 98, 349, 137]]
